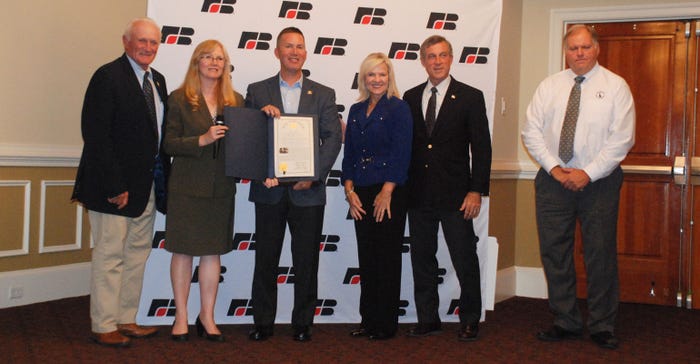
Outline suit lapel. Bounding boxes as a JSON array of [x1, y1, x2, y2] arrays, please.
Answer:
[[298, 78, 314, 114], [118, 54, 158, 138], [432, 78, 460, 136], [266, 76, 284, 111]]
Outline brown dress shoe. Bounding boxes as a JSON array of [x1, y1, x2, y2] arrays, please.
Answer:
[[91, 330, 130, 347], [117, 323, 159, 338]]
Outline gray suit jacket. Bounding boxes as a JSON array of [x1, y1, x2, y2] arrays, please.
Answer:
[[245, 74, 342, 206]]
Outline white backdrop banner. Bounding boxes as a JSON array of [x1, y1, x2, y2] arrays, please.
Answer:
[[138, 0, 502, 325]]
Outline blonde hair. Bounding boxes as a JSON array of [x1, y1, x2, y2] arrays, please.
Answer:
[[357, 52, 400, 101], [181, 39, 239, 111]]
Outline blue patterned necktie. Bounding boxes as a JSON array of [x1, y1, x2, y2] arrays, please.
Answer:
[[558, 76, 585, 163]]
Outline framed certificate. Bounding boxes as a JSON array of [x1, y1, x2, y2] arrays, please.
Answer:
[[223, 107, 319, 181], [269, 114, 319, 181]]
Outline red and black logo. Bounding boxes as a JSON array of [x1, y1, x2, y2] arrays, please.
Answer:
[[233, 233, 256, 251], [320, 234, 339, 252], [353, 7, 386, 25], [278, 266, 296, 284], [238, 32, 273, 50], [388, 42, 420, 60], [325, 169, 342, 187], [147, 299, 176, 317], [459, 47, 490, 64], [201, 0, 235, 13], [279, 1, 312, 19], [427, 12, 458, 30], [398, 300, 409, 316], [343, 268, 361, 284], [351, 73, 359, 89], [227, 299, 254, 316], [314, 38, 347, 56], [161, 26, 194, 45], [152, 230, 166, 248], [315, 299, 337, 316], [192, 265, 226, 283], [447, 299, 460, 315]]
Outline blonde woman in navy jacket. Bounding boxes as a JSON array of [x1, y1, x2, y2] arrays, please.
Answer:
[[342, 52, 412, 340]]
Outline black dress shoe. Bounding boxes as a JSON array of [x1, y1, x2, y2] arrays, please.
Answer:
[[293, 327, 311, 342], [248, 326, 273, 341], [195, 316, 224, 342], [171, 320, 189, 342], [457, 323, 479, 342], [407, 323, 442, 337], [536, 325, 583, 342], [590, 331, 619, 349], [368, 331, 395, 340], [350, 327, 369, 338]]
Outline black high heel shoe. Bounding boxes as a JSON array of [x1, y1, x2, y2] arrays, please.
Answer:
[[195, 316, 225, 342], [171, 320, 189, 342]]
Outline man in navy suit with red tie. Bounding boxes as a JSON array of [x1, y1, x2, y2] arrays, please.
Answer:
[[403, 35, 492, 342]]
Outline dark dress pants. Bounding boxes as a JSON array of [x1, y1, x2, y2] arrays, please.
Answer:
[[534, 167, 622, 334], [408, 205, 482, 326], [354, 184, 407, 335], [251, 190, 324, 330]]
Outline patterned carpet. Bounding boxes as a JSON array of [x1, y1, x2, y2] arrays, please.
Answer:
[[2, 296, 699, 363]]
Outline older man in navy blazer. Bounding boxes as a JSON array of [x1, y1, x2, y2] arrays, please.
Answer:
[[72, 17, 169, 347], [403, 35, 492, 342], [245, 27, 342, 342]]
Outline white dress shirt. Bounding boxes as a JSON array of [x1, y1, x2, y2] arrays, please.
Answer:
[[522, 63, 635, 182]]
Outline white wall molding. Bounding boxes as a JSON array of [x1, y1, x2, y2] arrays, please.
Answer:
[[39, 180, 83, 253], [0, 262, 91, 308], [0, 143, 81, 167], [0, 263, 546, 309], [549, 3, 700, 76], [0, 180, 31, 258]]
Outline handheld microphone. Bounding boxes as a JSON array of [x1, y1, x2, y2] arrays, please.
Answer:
[[213, 114, 225, 159]]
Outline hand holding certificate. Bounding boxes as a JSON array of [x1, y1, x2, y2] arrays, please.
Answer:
[[223, 107, 319, 181]]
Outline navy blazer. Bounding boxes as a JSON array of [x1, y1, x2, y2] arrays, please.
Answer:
[[341, 96, 412, 186], [245, 74, 342, 207], [72, 54, 170, 217], [403, 77, 491, 210]]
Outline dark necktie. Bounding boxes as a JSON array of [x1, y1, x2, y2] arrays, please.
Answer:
[[558, 76, 585, 163], [425, 86, 438, 136], [142, 71, 157, 133], [143, 71, 166, 211]]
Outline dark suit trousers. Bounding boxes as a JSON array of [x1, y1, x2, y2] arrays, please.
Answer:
[[534, 167, 622, 334], [353, 184, 407, 335], [252, 189, 324, 329], [408, 206, 482, 325]]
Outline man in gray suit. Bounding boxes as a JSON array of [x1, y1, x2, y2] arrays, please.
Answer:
[[245, 27, 342, 342]]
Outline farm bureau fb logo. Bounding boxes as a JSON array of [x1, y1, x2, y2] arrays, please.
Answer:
[[427, 12, 458, 30], [152, 231, 166, 248], [201, 0, 235, 13], [238, 32, 273, 50], [447, 299, 461, 315], [459, 47, 490, 64], [278, 266, 296, 284], [343, 268, 361, 284], [314, 38, 347, 56], [354, 7, 386, 25], [315, 299, 336, 316], [388, 42, 420, 60], [227, 299, 254, 316], [161, 26, 194, 45], [320, 234, 340, 252], [233, 233, 256, 250], [147, 299, 176, 317], [279, 1, 312, 19]]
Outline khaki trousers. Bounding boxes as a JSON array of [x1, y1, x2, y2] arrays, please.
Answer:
[[88, 190, 156, 333]]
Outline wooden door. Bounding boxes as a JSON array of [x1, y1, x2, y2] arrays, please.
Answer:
[[573, 20, 699, 308]]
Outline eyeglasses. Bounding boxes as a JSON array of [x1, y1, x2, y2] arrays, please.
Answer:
[[201, 54, 225, 63]]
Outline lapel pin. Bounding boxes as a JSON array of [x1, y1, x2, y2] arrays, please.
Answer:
[[307, 90, 313, 95], [451, 94, 456, 99]]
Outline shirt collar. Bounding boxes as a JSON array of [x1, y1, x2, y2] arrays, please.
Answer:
[[279, 74, 303, 89], [126, 54, 150, 80], [424, 75, 451, 96]]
